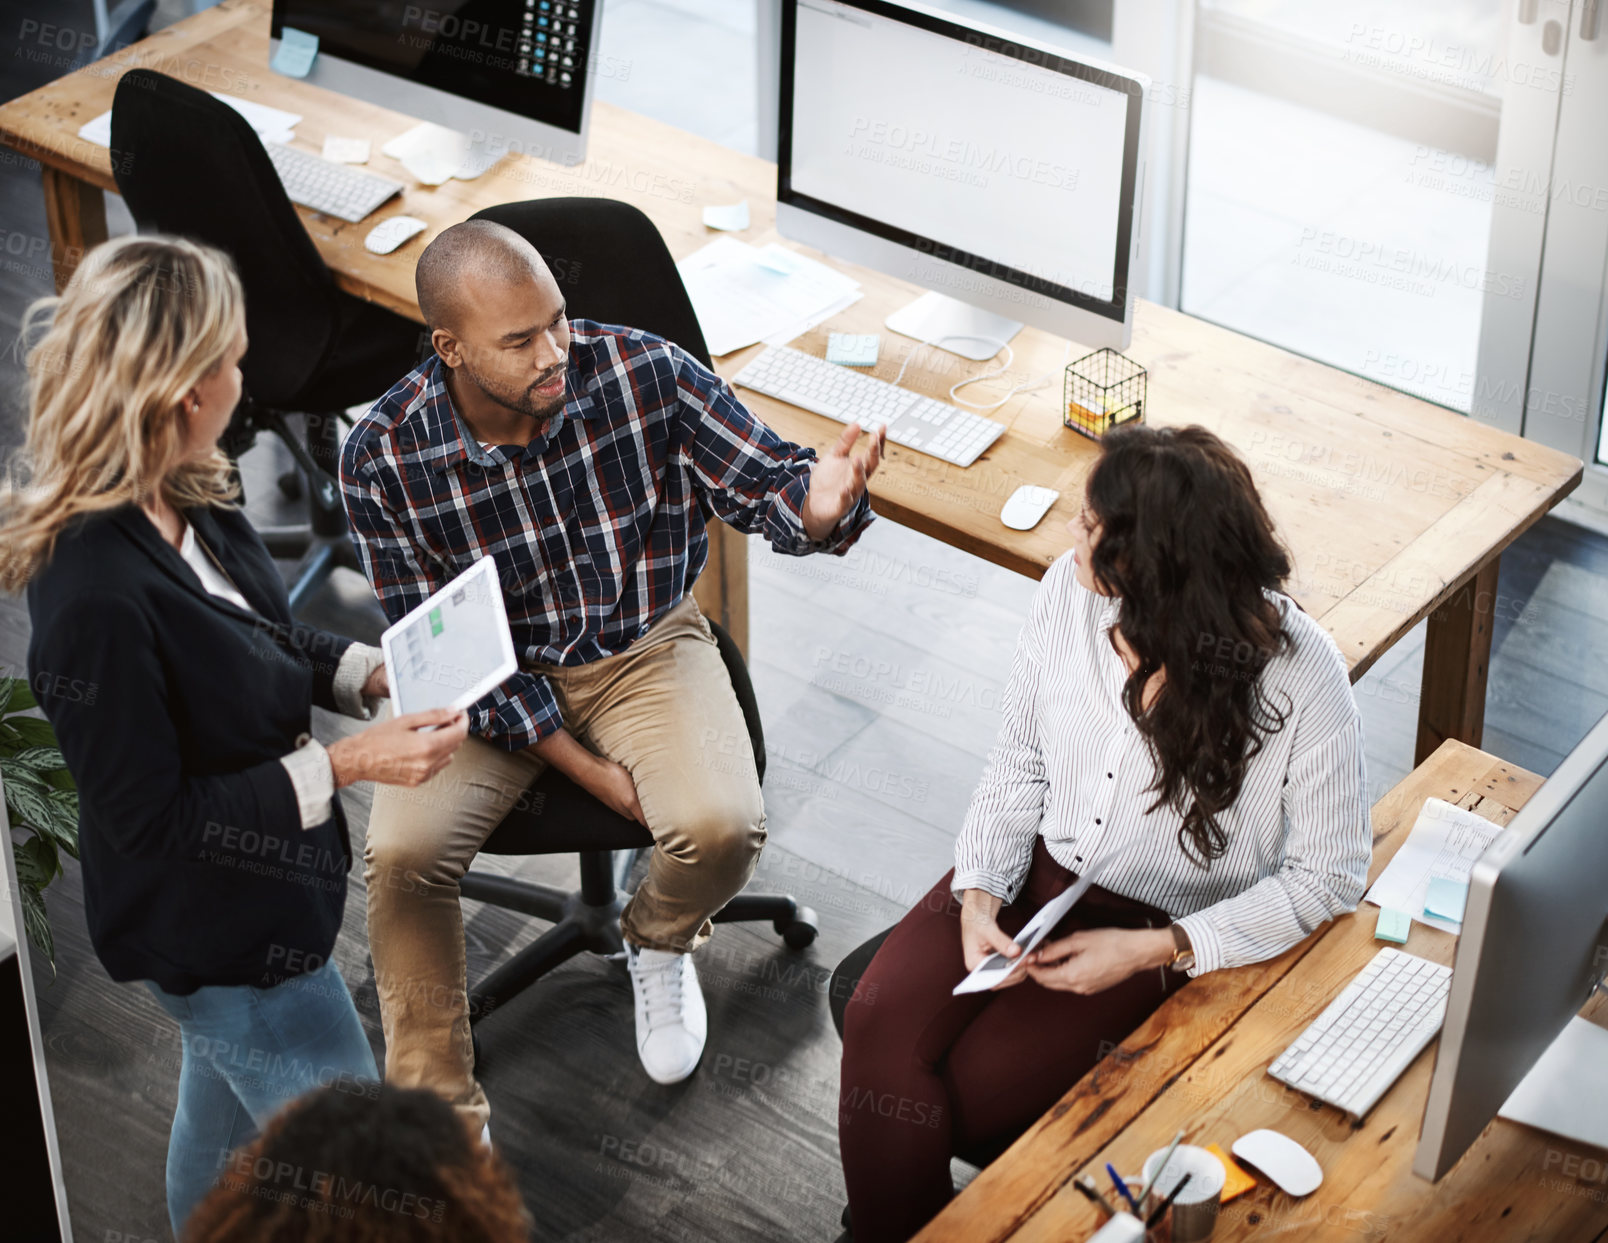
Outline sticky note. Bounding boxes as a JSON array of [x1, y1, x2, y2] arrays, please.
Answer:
[[1374, 907, 1411, 944], [702, 200, 750, 232], [1205, 1143, 1257, 1203], [322, 136, 371, 164], [1424, 877, 1468, 923], [827, 333, 880, 367], [271, 26, 319, 79]]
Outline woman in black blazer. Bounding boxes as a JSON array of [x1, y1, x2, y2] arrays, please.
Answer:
[[3, 236, 469, 1236]]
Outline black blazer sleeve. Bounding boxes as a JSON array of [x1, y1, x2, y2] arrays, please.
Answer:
[[269, 618, 354, 715], [34, 588, 300, 861]]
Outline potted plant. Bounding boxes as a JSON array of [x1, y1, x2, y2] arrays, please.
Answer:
[[1, 676, 80, 971]]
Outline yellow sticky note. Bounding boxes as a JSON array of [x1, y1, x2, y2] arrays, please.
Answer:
[[1205, 1142, 1257, 1202]]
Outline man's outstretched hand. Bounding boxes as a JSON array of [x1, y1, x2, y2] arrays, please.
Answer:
[[802, 422, 885, 542]]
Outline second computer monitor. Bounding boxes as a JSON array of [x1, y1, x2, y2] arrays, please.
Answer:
[[271, 0, 603, 167], [778, 0, 1148, 356]]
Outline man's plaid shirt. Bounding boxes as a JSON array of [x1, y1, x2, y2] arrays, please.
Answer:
[[340, 320, 875, 751]]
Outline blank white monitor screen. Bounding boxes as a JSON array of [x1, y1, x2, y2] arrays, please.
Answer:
[[785, 0, 1138, 310]]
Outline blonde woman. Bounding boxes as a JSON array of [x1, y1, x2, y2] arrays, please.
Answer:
[[1, 235, 470, 1235]]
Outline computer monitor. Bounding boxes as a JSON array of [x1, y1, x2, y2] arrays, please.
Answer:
[[270, 0, 603, 167], [778, 0, 1148, 359], [1413, 711, 1608, 1181]]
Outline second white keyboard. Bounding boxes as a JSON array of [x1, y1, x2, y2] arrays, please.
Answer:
[[264, 142, 404, 224], [1268, 947, 1453, 1119], [733, 346, 1007, 468]]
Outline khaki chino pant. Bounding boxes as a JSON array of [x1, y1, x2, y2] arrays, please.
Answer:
[[363, 595, 766, 1129]]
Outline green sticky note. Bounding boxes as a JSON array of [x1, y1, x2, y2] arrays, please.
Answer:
[[428, 607, 443, 637], [1374, 907, 1411, 944], [271, 26, 319, 78], [1424, 877, 1468, 923], [826, 333, 880, 367]]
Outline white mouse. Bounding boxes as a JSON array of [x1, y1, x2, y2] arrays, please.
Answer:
[[1231, 1129, 1323, 1197], [364, 215, 429, 255], [1000, 485, 1060, 531]]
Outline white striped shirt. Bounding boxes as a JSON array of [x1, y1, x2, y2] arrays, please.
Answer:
[[953, 552, 1371, 976]]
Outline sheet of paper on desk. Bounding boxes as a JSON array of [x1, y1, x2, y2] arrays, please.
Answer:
[[1364, 797, 1504, 933], [77, 93, 302, 148], [677, 237, 861, 356]]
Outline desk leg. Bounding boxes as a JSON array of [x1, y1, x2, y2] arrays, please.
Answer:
[[692, 521, 749, 658], [1416, 556, 1497, 765], [40, 168, 107, 293]]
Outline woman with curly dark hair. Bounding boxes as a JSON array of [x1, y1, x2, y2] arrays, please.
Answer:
[[182, 1083, 532, 1242], [833, 424, 1371, 1242]]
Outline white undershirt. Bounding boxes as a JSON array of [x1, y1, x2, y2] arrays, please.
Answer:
[[179, 521, 251, 612]]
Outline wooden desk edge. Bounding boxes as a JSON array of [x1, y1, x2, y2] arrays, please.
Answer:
[[913, 739, 1535, 1243]]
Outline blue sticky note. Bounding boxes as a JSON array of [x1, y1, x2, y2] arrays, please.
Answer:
[[1374, 907, 1411, 944], [1424, 877, 1468, 923], [827, 333, 880, 367], [272, 27, 319, 79]]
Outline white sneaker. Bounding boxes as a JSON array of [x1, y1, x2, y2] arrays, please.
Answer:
[[626, 945, 707, 1084]]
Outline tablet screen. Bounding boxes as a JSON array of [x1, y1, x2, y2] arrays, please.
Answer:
[[381, 556, 518, 716]]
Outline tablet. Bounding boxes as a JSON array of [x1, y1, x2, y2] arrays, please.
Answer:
[[380, 555, 518, 716]]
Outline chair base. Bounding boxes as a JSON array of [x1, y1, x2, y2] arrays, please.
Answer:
[[461, 848, 819, 1062]]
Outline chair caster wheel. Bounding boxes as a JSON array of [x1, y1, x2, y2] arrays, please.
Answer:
[[776, 908, 819, 950], [277, 469, 303, 500]]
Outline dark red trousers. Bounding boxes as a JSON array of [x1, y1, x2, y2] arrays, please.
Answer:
[[838, 838, 1188, 1243]]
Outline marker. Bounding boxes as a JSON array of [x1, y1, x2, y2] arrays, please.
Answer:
[[1145, 1172, 1194, 1230], [1106, 1162, 1141, 1215]]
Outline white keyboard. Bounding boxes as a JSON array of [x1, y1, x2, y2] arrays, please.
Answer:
[[733, 345, 1007, 467], [264, 142, 403, 224], [1269, 947, 1452, 1119]]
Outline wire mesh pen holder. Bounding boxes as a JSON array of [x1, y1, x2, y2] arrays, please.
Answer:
[[1064, 347, 1146, 441]]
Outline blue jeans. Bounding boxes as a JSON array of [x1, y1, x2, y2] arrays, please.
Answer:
[[145, 960, 379, 1236]]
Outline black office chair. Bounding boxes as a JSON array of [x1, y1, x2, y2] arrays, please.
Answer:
[[110, 69, 424, 612], [456, 197, 818, 1053]]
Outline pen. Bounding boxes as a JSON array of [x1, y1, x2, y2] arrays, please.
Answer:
[[1145, 1172, 1194, 1230], [1135, 1128, 1185, 1215], [1073, 1174, 1117, 1219], [1106, 1161, 1141, 1215]]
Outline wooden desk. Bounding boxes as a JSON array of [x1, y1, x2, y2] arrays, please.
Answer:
[[0, 1, 1583, 758], [917, 739, 1608, 1242]]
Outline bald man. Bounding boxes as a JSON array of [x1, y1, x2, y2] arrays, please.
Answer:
[[339, 219, 881, 1127]]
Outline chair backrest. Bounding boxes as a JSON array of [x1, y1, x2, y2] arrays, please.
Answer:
[[467, 197, 713, 368], [109, 69, 342, 407]]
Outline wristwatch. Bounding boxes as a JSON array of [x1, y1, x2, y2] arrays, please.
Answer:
[[1167, 923, 1195, 972]]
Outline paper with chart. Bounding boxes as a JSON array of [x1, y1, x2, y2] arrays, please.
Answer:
[[676, 237, 862, 357], [380, 556, 517, 716], [1363, 797, 1505, 933]]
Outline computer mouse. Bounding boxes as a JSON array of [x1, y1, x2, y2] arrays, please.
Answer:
[[1000, 485, 1060, 531], [364, 215, 429, 255], [1231, 1129, 1323, 1197]]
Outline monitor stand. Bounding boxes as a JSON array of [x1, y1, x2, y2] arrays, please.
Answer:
[[885, 291, 1023, 361], [1497, 1009, 1608, 1151]]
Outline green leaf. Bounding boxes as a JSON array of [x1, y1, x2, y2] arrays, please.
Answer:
[[5, 716, 58, 749], [19, 882, 54, 973], [1, 678, 38, 717], [0, 722, 22, 751], [10, 746, 66, 774], [44, 765, 76, 793], [14, 835, 59, 890], [33, 792, 80, 860], [4, 772, 59, 836]]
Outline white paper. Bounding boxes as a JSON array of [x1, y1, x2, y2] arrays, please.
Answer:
[[676, 237, 861, 357], [1364, 797, 1505, 933], [762, 289, 864, 348], [382, 122, 499, 182], [952, 871, 1101, 995], [702, 200, 750, 231], [76, 92, 302, 148], [322, 135, 371, 164], [1498, 1017, 1608, 1149]]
